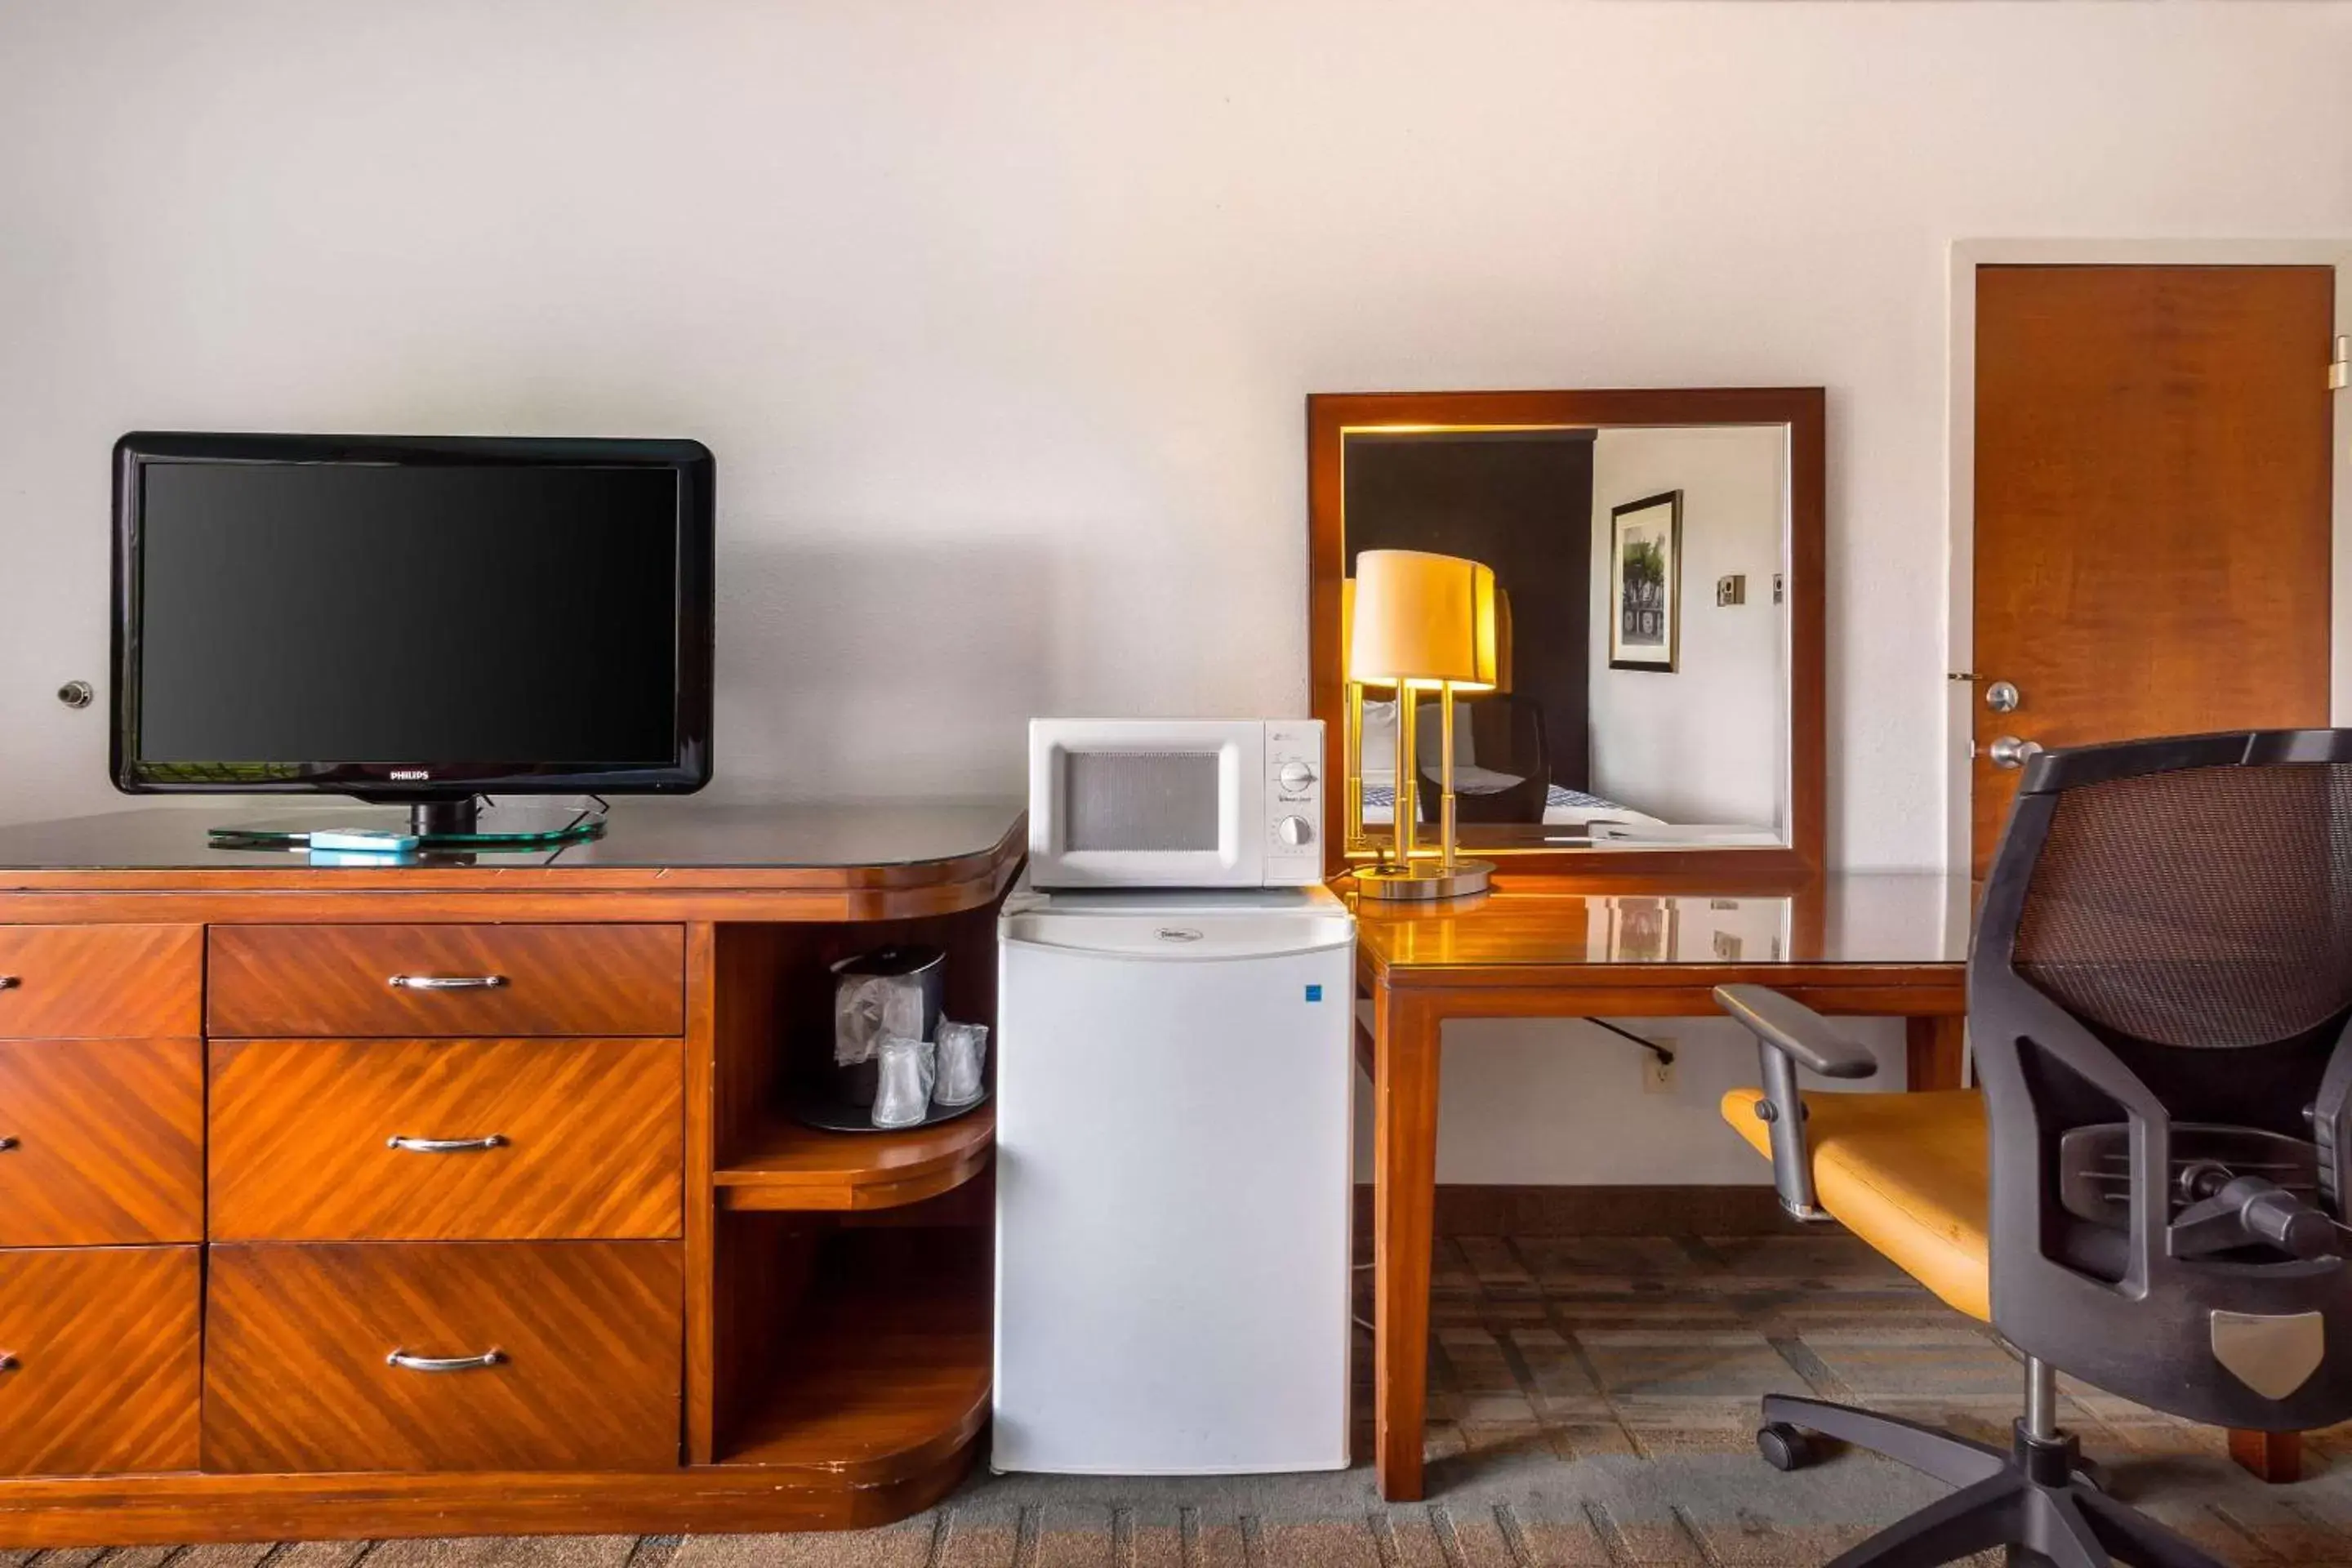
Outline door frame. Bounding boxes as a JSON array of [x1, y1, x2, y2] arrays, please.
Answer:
[[1944, 239, 2352, 876]]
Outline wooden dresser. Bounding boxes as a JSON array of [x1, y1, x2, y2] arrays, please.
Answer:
[[0, 801, 1022, 1545]]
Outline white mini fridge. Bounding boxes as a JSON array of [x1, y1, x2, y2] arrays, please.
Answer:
[[993, 883, 1355, 1475]]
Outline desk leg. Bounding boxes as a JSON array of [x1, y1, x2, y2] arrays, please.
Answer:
[[1905, 1015, 1967, 1092], [1373, 982, 1441, 1502], [2230, 1427, 2302, 1483]]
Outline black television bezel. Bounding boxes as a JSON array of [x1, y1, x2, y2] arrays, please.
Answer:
[[112, 431, 715, 803]]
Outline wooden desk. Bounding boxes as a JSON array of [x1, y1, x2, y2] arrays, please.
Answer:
[[1351, 873, 1972, 1502]]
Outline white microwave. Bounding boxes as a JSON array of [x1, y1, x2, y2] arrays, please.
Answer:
[[1027, 719, 1325, 889]]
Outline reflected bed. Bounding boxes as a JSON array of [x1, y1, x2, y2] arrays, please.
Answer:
[[1358, 781, 1666, 828]]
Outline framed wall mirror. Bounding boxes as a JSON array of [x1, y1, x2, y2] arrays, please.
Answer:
[[1307, 388, 1824, 887]]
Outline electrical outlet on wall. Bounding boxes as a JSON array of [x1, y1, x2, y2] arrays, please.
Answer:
[[1641, 1046, 1678, 1094]]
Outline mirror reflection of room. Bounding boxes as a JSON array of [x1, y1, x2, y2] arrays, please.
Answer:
[[1343, 423, 1788, 853]]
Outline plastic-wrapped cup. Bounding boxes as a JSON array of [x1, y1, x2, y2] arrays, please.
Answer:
[[834, 963, 934, 1067], [829, 947, 944, 1109], [935, 1019, 990, 1107], [871, 1036, 938, 1129]]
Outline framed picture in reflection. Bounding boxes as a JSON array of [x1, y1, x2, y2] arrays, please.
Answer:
[[1608, 489, 1682, 672], [1607, 897, 1678, 962]]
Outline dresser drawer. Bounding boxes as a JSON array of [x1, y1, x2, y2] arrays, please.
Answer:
[[204, 1241, 683, 1473], [208, 924, 685, 1037], [0, 1039, 203, 1245], [0, 925, 201, 1039], [0, 1246, 202, 1476], [210, 1038, 684, 1241]]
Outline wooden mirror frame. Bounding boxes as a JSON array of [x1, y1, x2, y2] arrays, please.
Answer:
[[1307, 386, 1826, 890]]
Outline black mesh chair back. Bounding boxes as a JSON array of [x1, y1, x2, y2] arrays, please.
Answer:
[[1972, 728, 2352, 1432], [1412, 692, 1550, 824]]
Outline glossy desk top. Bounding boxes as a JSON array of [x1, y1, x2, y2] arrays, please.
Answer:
[[0, 800, 1027, 880], [1349, 872, 1972, 973]]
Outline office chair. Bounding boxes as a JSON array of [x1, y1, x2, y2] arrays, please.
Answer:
[[1413, 692, 1551, 823], [1716, 728, 2352, 1568]]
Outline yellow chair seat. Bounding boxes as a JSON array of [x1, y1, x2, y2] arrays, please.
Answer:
[[1722, 1087, 1991, 1322]]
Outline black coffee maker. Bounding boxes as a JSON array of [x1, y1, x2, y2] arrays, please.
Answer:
[[799, 944, 944, 1129]]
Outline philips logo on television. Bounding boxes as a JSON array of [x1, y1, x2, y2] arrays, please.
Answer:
[[389, 768, 432, 782]]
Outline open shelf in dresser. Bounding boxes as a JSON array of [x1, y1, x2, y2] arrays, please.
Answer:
[[701, 900, 1004, 1491], [715, 1223, 990, 1472], [716, 1107, 995, 1212]]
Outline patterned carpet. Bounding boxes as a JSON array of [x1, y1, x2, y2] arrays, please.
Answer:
[[12, 1230, 2352, 1568]]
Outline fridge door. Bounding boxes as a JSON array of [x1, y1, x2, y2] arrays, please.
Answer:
[[994, 915, 1354, 1475]]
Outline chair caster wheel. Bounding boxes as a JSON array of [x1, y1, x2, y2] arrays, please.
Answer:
[[1757, 1421, 1820, 1472]]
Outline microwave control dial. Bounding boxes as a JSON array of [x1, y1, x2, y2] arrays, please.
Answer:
[[1276, 761, 1316, 791], [1275, 814, 1315, 848]]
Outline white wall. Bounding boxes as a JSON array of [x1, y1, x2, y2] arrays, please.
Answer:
[[1410, 1015, 1904, 1187], [1588, 425, 1786, 828], [3, 0, 2345, 1183]]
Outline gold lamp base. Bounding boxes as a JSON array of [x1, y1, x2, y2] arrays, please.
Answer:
[[1353, 858, 1494, 902]]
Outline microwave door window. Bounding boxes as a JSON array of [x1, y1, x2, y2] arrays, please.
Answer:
[[1064, 751, 1223, 853]]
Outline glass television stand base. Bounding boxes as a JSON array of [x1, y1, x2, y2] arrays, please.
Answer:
[[207, 797, 608, 852]]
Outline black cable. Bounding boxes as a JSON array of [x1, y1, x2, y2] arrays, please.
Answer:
[[1584, 1016, 1674, 1066]]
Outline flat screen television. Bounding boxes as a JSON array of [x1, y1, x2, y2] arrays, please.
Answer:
[[113, 433, 715, 829]]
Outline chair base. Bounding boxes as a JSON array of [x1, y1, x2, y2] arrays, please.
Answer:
[[1760, 1394, 2229, 1568]]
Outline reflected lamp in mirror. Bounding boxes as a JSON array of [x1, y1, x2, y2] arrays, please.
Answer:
[[1307, 388, 1826, 886], [1348, 548, 1499, 902]]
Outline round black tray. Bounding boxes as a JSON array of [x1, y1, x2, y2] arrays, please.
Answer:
[[791, 1087, 991, 1134]]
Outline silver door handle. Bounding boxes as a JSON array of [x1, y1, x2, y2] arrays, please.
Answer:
[[387, 974, 508, 991], [0, 976, 17, 991], [1989, 736, 2043, 770], [386, 1348, 507, 1374], [386, 1134, 508, 1154], [0, 1137, 17, 1153], [0, 1353, 16, 1373]]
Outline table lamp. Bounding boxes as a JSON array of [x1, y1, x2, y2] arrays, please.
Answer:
[[1348, 548, 1499, 901]]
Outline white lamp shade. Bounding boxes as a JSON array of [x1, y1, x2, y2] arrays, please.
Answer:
[[1348, 549, 1499, 690]]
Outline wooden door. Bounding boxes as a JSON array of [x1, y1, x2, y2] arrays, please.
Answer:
[[1973, 264, 2337, 879]]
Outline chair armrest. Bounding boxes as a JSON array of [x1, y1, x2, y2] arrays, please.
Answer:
[[1713, 985, 1878, 1080], [1713, 984, 1878, 1223]]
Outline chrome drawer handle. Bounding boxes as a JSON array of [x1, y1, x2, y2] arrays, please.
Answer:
[[388, 974, 508, 991], [0, 1353, 17, 1373], [386, 1134, 507, 1154], [387, 1348, 506, 1374], [0, 1137, 17, 1153], [0, 975, 17, 991]]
